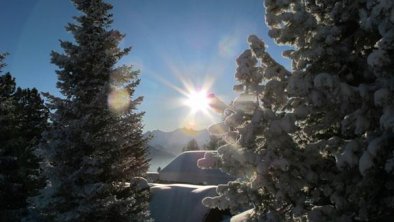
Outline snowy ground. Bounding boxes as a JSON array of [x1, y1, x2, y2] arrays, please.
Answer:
[[148, 151, 234, 221], [149, 182, 246, 222]]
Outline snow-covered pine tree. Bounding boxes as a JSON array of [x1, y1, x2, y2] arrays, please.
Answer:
[[198, 36, 309, 220], [265, 0, 394, 220], [29, 0, 151, 221], [0, 55, 48, 221]]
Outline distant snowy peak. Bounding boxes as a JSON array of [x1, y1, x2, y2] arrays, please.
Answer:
[[144, 128, 210, 155]]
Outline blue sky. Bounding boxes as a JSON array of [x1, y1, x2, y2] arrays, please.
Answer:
[[0, 0, 290, 132]]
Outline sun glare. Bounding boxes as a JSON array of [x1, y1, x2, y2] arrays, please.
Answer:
[[150, 66, 219, 129], [185, 90, 210, 113]]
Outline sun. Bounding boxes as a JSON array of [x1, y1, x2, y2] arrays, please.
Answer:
[[152, 72, 218, 129], [184, 90, 210, 113]]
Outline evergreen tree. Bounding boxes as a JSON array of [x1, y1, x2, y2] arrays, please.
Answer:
[[30, 0, 151, 221], [0, 55, 48, 221], [0, 52, 6, 70], [199, 36, 298, 220], [182, 138, 200, 152], [265, 0, 394, 220], [203, 135, 225, 151]]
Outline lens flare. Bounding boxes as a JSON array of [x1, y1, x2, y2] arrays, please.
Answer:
[[108, 88, 130, 113], [219, 35, 238, 57]]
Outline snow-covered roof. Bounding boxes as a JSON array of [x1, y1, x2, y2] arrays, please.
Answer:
[[158, 151, 234, 185], [149, 183, 217, 222]]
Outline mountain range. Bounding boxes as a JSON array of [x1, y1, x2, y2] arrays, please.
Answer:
[[144, 128, 210, 171], [145, 128, 210, 155]]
